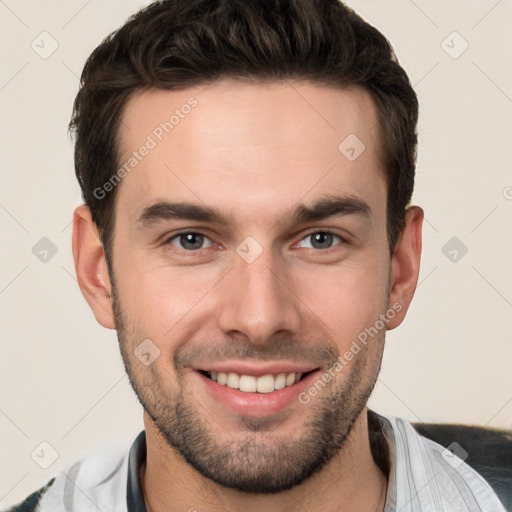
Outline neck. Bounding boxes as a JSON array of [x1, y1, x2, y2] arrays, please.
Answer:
[[141, 408, 388, 512]]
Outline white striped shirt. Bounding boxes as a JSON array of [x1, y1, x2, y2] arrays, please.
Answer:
[[377, 413, 506, 511], [25, 410, 506, 512]]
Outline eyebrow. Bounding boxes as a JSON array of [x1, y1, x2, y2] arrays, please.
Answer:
[[135, 195, 371, 230], [291, 195, 371, 223], [136, 202, 227, 229]]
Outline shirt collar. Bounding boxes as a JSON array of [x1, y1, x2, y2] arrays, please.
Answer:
[[127, 430, 148, 512], [126, 409, 390, 512]]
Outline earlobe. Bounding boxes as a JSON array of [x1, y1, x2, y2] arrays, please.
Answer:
[[72, 205, 116, 330], [387, 206, 423, 330]]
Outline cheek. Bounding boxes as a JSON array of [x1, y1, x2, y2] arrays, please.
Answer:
[[114, 258, 222, 338], [291, 256, 389, 342]]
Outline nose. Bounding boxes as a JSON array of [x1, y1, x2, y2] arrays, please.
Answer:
[[217, 252, 302, 346]]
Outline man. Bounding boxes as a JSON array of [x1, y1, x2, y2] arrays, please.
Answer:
[[7, 0, 507, 511]]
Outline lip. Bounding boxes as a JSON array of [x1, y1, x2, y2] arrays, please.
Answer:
[[193, 361, 318, 377], [193, 368, 320, 417]]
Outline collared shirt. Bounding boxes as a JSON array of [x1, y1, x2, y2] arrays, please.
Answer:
[[9, 410, 507, 511]]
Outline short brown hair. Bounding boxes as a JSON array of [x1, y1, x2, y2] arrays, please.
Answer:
[[70, 0, 418, 263]]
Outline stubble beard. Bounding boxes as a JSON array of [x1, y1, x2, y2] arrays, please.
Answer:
[[111, 284, 384, 494]]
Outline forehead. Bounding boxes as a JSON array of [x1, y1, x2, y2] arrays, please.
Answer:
[[115, 80, 386, 226]]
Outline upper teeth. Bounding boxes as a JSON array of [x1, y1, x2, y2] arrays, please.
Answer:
[[209, 371, 302, 393]]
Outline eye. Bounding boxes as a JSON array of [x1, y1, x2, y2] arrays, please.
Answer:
[[168, 232, 213, 251], [297, 231, 343, 250]]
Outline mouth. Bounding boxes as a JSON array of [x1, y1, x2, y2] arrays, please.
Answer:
[[198, 369, 317, 394], [193, 363, 321, 416]]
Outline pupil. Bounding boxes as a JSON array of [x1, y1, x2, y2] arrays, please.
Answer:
[[181, 233, 203, 250], [312, 232, 332, 249]]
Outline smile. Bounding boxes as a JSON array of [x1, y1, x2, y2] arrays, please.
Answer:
[[195, 364, 320, 415], [203, 370, 311, 393]]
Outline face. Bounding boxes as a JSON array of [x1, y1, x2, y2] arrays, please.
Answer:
[[95, 80, 406, 493]]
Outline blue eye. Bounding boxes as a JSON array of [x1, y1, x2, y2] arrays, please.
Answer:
[[298, 231, 342, 250], [169, 232, 213, 251]]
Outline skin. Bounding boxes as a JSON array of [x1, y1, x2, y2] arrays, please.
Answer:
[[72, 80, 423, 512]]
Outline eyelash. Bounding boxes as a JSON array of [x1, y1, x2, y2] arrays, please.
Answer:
[[163, 229, 348, 252], [296, 229, 347, 249], [163, 231, 213, 252]]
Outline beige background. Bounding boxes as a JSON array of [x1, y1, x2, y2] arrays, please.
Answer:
[[1, 0, 511, 508]]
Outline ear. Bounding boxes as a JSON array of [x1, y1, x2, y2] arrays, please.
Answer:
[[387, 205, 423, 330], [72, 205, 115, 329]]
